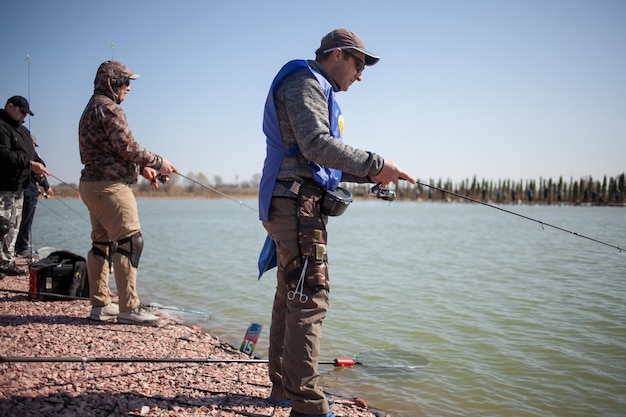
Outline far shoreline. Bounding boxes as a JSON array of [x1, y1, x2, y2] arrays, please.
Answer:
[[43, 186, 625, 208]]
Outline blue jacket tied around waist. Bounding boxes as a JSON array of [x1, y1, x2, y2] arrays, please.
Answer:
[[257, 60, 343, 278]]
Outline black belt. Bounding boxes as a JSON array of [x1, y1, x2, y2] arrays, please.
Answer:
[[276, 180, 324, 197]]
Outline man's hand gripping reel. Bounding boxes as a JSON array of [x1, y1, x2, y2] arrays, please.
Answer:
[[150, 173, 170, 188], [156, 174, 169, 184]]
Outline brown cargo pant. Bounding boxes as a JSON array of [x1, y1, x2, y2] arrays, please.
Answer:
[[263, 189, 332, 416], [79, 181, 141, 312]]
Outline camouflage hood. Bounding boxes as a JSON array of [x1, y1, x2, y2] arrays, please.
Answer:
[[93, 61, 140, 104]]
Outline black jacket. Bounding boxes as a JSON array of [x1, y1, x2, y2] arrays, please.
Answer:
[[0, 109, 35, 192]]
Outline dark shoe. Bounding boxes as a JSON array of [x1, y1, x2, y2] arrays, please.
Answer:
[[289, 412, 335, 417], [16, 250, 32, 258], [0, 264, 26, 276]]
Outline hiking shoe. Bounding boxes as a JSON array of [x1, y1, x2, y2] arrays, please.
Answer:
[[289, 412, 335, 417], [90, 303, 120, 321], [0, 264, 26, 276], [118, 306, 161, 326]]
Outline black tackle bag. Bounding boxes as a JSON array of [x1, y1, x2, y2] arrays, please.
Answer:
[[28, 250, 89, 301]]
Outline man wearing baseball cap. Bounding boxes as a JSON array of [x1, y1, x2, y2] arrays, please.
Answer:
[[0, 96, 48, 277], [6, 96, 35, 117], [258, 29, 415, 417], [79, 61, 177, 326]]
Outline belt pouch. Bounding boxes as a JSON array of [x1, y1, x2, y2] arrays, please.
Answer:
[[297, 182, 329, 290]]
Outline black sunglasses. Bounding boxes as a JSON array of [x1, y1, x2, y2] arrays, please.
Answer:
[[342, 49, 365, 74]]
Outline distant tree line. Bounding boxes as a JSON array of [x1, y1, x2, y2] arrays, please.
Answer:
[[51, 172, 624, 206], [344, 173, 625, 206]]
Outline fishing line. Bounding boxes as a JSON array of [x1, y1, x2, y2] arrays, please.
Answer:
[[45, 196, 89, 223], [39, 173, 83, 222], [46, 172, 168, 245], [413, 180, 624, 253], [30, 174, 89, 245], [355, 349, 430, 370], [173, 172, 257, 212], [36, 199, 85, 234], [145, 302, 212, 316]]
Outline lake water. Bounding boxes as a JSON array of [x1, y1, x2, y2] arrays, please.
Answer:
[[30, 197, 626, 417]]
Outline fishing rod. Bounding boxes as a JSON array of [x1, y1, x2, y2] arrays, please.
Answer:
[[0, 348, 431, 368], [49, 172, 255, 211], [48, 173, 80, 192], [405, 180, 624, 253], [171, 174, 624, 252], [0, 289, 212, 316], [0, 356, 361, 367], [0, 288, 88, 301], [171, 173, 257, 212]]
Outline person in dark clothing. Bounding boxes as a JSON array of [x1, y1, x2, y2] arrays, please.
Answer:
[[15, 135, 53, 258], [0, 96, 48, 278]]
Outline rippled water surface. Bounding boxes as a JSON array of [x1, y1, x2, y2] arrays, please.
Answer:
[[31, 198, 626, 417]]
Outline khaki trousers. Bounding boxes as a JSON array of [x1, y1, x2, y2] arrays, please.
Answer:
[[263, 196, 331, 415], [79, 181, 141, 312]]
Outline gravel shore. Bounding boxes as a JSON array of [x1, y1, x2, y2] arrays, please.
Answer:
[[0, 258, 385, 417]]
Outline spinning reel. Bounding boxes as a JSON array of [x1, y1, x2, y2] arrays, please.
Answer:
[[369, 183, 396, 202]]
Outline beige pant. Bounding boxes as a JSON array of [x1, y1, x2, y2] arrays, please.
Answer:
[[79, 181, 141, 312]]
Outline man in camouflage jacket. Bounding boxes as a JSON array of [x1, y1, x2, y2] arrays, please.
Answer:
[[79, 61, 177, 326]]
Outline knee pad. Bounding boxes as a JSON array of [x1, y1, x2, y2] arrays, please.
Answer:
[[116, 232, 143, 268], [90, 241, 115, 272], [90, 241, 112, 260]]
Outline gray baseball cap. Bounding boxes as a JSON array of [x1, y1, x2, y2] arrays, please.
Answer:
[[315, 28, 380, 66]]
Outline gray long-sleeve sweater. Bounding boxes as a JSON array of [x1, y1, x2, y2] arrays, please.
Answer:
[[272, 60, 383, 196]]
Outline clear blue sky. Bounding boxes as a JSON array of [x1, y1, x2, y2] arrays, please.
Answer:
[[2, 0, 625, 187]]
